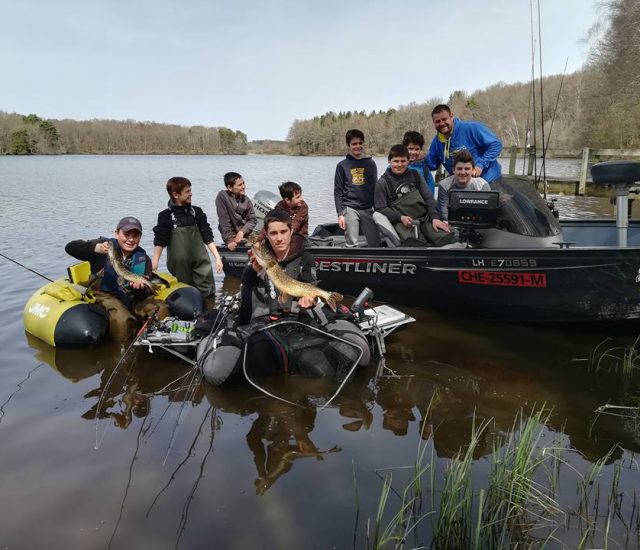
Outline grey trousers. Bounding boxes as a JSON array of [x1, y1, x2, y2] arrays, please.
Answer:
[[344, 207, 381, 247]]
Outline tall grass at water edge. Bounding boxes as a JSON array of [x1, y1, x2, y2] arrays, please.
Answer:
[[356, 403, 640, 549]]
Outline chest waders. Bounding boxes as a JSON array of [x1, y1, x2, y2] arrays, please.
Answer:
[[391, 187, 456, 247], [167, 225, 215, 297]]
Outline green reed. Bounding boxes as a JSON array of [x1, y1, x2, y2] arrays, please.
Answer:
[[588, 335, 640, 380], [362, 404, 640, 549]]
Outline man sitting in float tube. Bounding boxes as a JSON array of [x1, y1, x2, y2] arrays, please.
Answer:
[[198, 209, 370, 386], [65, 216, 169, 341]]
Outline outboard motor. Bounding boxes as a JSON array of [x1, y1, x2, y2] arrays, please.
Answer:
[[252, 190, 280, 233], [591, 161, 640, 248]]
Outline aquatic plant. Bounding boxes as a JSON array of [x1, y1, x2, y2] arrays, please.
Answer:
[[361, 404, 640, 549]]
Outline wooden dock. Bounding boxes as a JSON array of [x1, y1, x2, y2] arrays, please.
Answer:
[[503, 146, 640, 196]]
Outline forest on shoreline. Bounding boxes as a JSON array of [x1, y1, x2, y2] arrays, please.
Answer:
[[1, 0, 636, 157]]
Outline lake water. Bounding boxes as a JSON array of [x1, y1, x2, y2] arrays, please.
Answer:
[[1, 155, 639, 549]]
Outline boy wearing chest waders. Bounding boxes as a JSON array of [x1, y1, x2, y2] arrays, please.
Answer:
[[152, 177, 223, 307], [197, 209, 370, 386], [65, 217, 170, 341], [373, 144, 455, 247]]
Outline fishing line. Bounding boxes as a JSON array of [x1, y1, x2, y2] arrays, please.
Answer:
[[94, 317, 152, 449], [0, 252, 53, 282]]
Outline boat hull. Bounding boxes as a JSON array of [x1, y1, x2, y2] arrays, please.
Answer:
[[221, 220, 640, 323]]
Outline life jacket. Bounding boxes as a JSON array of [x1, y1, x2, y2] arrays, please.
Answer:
[[100, 238, 149, 307]]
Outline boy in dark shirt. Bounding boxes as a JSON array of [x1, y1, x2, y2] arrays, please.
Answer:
[[333, 129, 381, 247], [152, 177, 223, 299], [258, 181, 309, 240], [65, 216, 169, 341], [374, 144, 454, 247], [215, 172, 257, 251]]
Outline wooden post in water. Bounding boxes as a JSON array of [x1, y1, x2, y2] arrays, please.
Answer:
[[508, 145, 517, 176], [527, 145, 536, 177], [578, 147, 590, 196]]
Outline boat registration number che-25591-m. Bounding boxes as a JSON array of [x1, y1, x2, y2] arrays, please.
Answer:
[[458, 271, 547, 288]]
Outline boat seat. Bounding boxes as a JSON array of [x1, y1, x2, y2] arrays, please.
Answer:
[[67, 261, 92, 286], [591, 161, 640, 186]]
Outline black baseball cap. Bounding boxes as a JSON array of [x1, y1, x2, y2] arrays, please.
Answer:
[[116, 216, 142, 232]]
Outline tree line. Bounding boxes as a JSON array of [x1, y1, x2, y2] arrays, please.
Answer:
[[288, 0, 639, 156], [2, 0, 636, 157], [0, 112, 247, 155]]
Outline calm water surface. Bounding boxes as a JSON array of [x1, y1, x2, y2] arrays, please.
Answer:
[[1, 155, 639, 549]]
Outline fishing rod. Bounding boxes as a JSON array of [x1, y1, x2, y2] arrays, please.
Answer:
[[0, 251, 53, 282], [538, 58, 569, 189], [95, 316, 154, 449], [537, 0, 548, 197], [529, 0, 538, 188]]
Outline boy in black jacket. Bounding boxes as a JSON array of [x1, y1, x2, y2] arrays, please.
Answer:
[[65, 216, 169, 341], [152, 177, 223, 299]]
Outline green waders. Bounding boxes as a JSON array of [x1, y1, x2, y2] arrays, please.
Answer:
[[167, 225, 215, 297], [391, 189, 456, 247]]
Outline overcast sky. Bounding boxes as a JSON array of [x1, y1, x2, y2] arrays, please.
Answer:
[[1, 0, 601, 141]]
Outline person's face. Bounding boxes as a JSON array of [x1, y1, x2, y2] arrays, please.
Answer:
[[228, 177, 246, 197], [348, 138, 364, 159], [406, 142, 422, 162], [389, 156, 409, 175], [453, 161, 474, 185], [266, 221, 292, 255], [172, 186, 192, 205], [432, 110, 454, 137], [115, 228, 141, 254], [286, 192, 303, 209]]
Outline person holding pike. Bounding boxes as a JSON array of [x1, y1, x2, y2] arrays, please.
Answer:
[[197, 208, 370, 386], [65, 216, 169, 341]]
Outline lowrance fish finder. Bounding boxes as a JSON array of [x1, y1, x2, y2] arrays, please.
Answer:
[[447, 190, 500, 228]]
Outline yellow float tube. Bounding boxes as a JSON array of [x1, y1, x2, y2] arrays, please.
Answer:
[[23, 262, 205, 347]]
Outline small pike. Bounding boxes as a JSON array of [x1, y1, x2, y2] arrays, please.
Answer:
[[106, 241, 155, 292], [251, 240, 343, 311]]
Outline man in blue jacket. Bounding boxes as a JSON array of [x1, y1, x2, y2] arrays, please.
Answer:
[[426, 104, 503, 183]]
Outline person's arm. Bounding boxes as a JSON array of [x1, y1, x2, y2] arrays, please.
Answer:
[[240, 200, 257, 236], [472, 123, 502, 176], [291, 202, 309, 236], [206, 242, 224, 273], [215, 191, 237, 245], [438, 182, 449, 221], [151, 246, 164, 271], [297, 252, 318, 309], [239, 263, 260, 324], [194, 206, 215, 244], [425, 137, 442, 172], [373, 176, 402, 224], [334, 164, 346, 229]]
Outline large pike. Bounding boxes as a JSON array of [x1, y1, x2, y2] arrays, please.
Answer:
[[251, 240, 343, 311], [106, 241, 156, 292]]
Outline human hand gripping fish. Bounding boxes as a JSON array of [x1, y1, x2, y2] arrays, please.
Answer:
[[250, 240, 343, 311], [103, 241, 156, 292]]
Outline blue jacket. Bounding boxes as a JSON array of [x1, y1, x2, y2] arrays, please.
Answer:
[[408, 161, 435, 194], [426, 118, 503, 182]]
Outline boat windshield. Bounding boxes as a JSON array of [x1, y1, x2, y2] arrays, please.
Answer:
[[493, 177, 562, 237]]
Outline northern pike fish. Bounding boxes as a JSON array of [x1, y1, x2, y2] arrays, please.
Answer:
[[106, 241, 156, 292], [251, 240, 343, 311]]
